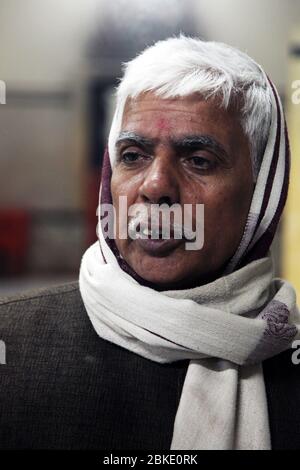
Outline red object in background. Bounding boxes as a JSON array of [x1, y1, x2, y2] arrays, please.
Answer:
[[0, 209, 30, 276]]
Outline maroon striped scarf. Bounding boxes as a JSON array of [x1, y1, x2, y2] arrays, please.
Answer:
[[98, 77, 290, 285]]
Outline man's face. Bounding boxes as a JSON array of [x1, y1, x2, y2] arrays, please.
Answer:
[[111, 92, 254, 288]]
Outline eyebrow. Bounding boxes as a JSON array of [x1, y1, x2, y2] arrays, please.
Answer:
[[116, 132, 154, 149], [173, 135, 230, 162], [115, 131, 231, 164]]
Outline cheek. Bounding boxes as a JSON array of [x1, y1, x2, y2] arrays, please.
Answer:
[[210, 186, 249, 223], [111, 170, 140, 206], [111, 170, 143, 250], [187, 177, 252, 247]]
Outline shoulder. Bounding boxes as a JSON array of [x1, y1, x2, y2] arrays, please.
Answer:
[[0, 281, 80, 310], [0, 282, 96, 362], [0, 281, 83, 326]]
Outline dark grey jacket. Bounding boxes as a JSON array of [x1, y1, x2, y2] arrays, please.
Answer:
[[0, 282, 299, 450]]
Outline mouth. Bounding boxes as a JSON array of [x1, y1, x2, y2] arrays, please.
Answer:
[[135, 234, 183, 256], [130, 223, 186, 256]]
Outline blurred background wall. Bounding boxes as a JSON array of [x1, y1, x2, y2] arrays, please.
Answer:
[[0, 0, 299, 295]]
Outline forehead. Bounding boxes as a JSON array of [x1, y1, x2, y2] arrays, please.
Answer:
[[121, 91, 243, 144]]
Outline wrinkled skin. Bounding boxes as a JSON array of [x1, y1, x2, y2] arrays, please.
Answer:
[[111, 92, 254, 289]]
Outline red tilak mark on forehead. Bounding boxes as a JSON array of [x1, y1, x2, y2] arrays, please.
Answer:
[[155, 118, 171, 131]]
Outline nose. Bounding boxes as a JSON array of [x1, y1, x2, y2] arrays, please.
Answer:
[[138, 151, 180, 205]]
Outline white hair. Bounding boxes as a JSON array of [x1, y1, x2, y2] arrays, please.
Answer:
[[108, 35, 273, 180]]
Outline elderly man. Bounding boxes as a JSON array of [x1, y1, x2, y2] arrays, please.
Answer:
[[0, 36, 300, 450]]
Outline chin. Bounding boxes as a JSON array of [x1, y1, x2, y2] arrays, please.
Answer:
[[119, 243, 212, 289], [129, 258, 196, 289], [135, 266, 182, 286]]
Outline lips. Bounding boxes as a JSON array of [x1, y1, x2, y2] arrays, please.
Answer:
[[135, 236, 183, 255], [132, 221, 186, 239], [133, 224, 184, 255]]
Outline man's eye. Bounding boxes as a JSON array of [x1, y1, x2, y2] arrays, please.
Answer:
[[188, 156, 214, 170], [121, 152, 141, 163]]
